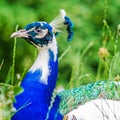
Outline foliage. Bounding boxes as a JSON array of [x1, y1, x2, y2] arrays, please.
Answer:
[[0, 83, 23, 120]]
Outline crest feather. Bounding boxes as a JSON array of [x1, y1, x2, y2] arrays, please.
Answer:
[[50, 9, 73, 41], [50, 9, 66, 33]]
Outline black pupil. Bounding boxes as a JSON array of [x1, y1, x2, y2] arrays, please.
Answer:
[[37, 29, 41, 32], [35, 27, 42, 33]]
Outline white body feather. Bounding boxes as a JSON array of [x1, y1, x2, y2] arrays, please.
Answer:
[[67, 99, 120, 120]]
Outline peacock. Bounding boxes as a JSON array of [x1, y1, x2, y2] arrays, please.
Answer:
[[10, 9, 120, 120]]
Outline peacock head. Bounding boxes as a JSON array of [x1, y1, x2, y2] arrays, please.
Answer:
[[11, 9, 73, 48], [11, 22, 53, 47]]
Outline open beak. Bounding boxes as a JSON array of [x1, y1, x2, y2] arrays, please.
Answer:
[[10, 29, 28, 38]]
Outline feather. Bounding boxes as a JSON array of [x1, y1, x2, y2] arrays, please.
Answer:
[[66, 99, 120, 120], [50, 9, 73, 41], [50, 9, 66, 33], [57, 80, 120, 115]]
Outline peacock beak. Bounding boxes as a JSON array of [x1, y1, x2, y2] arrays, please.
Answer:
[[11, 29, 28, 38]]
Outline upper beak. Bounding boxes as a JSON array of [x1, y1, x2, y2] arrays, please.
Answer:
[[10, 29, 28, 38]]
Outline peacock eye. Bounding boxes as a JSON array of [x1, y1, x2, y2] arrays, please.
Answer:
[[35, 27, 42, 34]]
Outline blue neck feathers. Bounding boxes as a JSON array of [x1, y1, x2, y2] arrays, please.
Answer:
[[12, 37, 63, 120]]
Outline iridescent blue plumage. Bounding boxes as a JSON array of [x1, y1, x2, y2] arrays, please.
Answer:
[[64, 16, 74, 41], [11, 9, 73, 120]]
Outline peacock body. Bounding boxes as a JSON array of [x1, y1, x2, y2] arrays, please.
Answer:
[[11, 9, 120, 120]]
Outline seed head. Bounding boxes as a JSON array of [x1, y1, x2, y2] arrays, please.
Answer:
[[98, 47, 109, 59]]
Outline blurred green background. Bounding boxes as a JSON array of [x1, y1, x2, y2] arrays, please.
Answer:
[[0, 0, 120, 88]]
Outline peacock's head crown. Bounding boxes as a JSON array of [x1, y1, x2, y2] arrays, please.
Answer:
[[11, 9, 73, 48]]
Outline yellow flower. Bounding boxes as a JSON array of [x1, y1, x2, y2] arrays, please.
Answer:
[[98, 47, 110, 59]]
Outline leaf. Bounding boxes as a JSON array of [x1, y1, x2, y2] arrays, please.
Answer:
[[13, 86, 23, 96], [5, 67, 12, 84]]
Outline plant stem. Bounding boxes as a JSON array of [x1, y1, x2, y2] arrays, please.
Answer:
[[11, 25, 18, 85]]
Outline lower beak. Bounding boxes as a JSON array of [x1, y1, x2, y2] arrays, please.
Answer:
[[10, 29, 28, 38]]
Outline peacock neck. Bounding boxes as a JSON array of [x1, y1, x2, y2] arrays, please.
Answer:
[[22, 36, 58, 89]]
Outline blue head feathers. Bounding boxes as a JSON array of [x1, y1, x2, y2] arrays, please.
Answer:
[[25, 22, 53, 47]]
